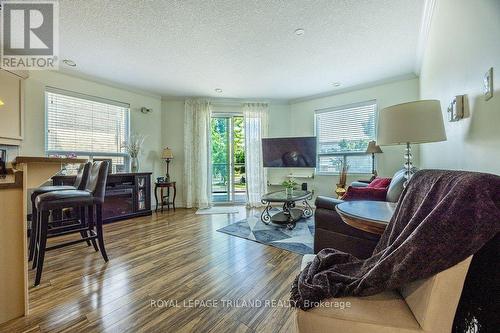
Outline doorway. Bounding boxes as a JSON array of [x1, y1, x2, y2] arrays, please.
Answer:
[[210, 115, 246, 203]]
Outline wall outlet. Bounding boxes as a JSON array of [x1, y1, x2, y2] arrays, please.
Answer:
[[483, 67, 493, 101]]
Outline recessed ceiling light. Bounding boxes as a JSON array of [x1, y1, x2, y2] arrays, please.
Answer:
[[62, 59, 76, 67], [294, 28, 305, 36], [332, 82, 341, 87], [215, 88, 223, 93]]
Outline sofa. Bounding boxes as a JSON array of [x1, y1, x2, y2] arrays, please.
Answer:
[[314, 169, 406, 258]]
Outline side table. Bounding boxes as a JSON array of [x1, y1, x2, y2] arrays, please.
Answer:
[[154, 181, 176, 212], [336, 201, 396, 235]]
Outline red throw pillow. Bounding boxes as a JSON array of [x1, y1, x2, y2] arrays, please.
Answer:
[[342, 186, 388, 201], [367, 177, 392, 189]]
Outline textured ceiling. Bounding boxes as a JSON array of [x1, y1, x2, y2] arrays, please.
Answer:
[[58, 0, 425, 100]]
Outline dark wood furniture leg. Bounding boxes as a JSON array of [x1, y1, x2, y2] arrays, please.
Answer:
[[160, 187, 164, 213], [87, 205, 99, 252], [173, 183, 176, 211], [154, 184, 159, 212], [34, 211, 49, 286], [167, 187, 170, 211], [32, 211, 41, 269], [79, 207, 91, 247], [95, 204, 108, 262], [28, 197, 38, 261]]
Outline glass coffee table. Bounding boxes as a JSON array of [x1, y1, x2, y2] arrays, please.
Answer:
[[260, 190, 313, 230]]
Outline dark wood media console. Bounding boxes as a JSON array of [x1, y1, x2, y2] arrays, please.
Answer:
[[52, 172, 152, 223]]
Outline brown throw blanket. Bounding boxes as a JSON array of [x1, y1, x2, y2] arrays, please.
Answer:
[[290, 170, 500, 310]]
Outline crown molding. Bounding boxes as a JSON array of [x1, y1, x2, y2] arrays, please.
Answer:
[[289, 73, 418, 104], [415, 0, 436, 74], [161, 96, 289, 105], [50, 70, 418, 107], [54, 69, 162, 99]]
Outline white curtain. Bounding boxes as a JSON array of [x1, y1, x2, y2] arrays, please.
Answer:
[[184, 99, 212, 208], [243, 103, 269, 207]]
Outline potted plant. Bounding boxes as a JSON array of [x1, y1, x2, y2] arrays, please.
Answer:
[[282, 178, 298, 197], [122, 134, 146, 172]]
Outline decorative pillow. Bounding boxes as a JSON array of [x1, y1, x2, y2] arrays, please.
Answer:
[[367, 177, 392, 189], [342, 186, 388, 201]]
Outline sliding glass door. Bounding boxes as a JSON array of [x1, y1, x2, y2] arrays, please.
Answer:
[[211, 115, 246, 203]]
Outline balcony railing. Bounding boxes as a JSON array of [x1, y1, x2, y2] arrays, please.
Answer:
[[212, 163, 246, 193]]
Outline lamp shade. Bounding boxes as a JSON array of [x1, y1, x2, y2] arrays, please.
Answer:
[[161, 147, 173, 159], [377, 100, 446, 145], [0, 99, 4, 106], [365, 141, 383, 154]]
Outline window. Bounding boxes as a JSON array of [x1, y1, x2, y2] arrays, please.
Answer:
[[45, 87, 130, 172], [315, 100, 377, 174]]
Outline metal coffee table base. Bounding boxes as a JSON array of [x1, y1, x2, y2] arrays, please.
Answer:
[[261, 200, 313, 230]]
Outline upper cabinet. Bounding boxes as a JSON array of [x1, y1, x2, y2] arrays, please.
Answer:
[[0, 69, 27, 146]]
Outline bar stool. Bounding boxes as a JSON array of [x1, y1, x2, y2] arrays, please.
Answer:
[[29, 162, 92, 262], [33, 161, 109, 286]]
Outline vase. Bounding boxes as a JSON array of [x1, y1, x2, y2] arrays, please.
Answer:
[[131, 157, 139, 173], [285, 187, 294, 197], [335, 183, 346, 199]]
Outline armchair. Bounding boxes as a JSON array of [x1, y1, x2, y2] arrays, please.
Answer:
[[296, 255, 473, 333]]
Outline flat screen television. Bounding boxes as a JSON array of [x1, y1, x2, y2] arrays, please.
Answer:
[[262, 136, 317, 168]]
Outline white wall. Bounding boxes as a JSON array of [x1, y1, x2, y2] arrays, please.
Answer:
[[161, 99, 291, 207], [162, 78, 420, 205], [161, 99, 185, 205], [21, 71, 163, 180], [419, 0, 500, 174], [287, 78, 420, 198], [17, 71, 421, 206]]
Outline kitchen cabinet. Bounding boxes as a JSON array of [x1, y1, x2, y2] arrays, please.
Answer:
[[0, 69, 27, 146]]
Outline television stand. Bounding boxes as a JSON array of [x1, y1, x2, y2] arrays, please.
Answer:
[[52, 172, 152, 223]]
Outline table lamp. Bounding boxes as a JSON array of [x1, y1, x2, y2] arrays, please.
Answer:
[[0, 99, 4, 106], [161, 147, 173, 182], [377, 100, 446, 186], [365, 141, 383, 178]]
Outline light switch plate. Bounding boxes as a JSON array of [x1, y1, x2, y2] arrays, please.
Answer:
[[484, 67, 493, 101]]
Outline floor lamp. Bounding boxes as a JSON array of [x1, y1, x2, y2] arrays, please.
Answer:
[[377, 100, 446, 186]]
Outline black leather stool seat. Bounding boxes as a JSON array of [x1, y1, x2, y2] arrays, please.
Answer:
[[33, 161, 109, 286], [35, 190, 99, 211], [28, 162, 92, 264], [32, 161, 110, 286], [31, 185, 77, 200]]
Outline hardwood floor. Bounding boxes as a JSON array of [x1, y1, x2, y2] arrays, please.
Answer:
[[0, 207, 302, 333]]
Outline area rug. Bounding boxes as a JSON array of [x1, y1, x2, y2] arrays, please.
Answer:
[[217, 208, 314, 255], [196, 206, 240, 215]]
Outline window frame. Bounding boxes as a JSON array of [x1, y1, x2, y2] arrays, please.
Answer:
[[314, 100, 378, 175], [44, 87, 131, 169]]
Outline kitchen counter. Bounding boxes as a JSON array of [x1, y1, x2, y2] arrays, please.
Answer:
[[0, 169, 26, 324], [14, 156, 87, 165], [0, 156, 89, 324]]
